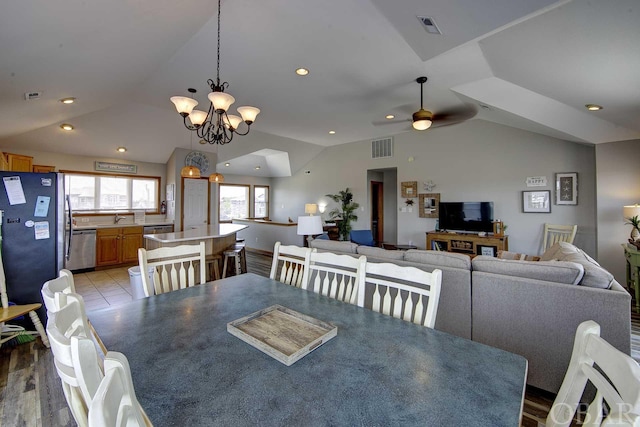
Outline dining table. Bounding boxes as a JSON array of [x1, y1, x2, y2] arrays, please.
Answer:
[[89, 273, 528, 426]]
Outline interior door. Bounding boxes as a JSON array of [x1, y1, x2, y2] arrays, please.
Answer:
[[182, 178, 209, 229]]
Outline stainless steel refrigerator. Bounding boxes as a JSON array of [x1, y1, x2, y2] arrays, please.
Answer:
[[0, 172, 66, 321]]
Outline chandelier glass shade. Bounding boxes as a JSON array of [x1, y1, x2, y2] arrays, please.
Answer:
[[170, 0, 259, 145]]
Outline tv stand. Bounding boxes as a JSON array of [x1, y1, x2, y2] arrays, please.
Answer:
[[426, 231, 508, 257]]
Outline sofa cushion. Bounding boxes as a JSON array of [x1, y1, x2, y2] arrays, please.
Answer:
[[540, 242, 580, 261], [356, 246, 405, 260], [404, 249, 472, 270], [309, 239, 358, 254], [497, 250, 541, 261], [471, 255, 584, 285], [560, 251, 614, 289]]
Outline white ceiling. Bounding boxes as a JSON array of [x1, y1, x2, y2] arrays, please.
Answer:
[[0, 0, 638, 174]]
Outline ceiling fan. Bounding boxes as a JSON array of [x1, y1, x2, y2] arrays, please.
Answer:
[[373, 76, 477, 130]]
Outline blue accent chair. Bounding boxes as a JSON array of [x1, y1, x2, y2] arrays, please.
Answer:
[[350, 230, 376, 247], [315, 233, 330, 240]]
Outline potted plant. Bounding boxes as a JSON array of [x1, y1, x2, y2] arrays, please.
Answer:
[[625, 215, 640, 241], [326, 188, 359, 240]]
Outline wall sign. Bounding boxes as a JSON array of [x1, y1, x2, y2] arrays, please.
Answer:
[[95, 161, 137, 174], [525, 176, 547, 187]]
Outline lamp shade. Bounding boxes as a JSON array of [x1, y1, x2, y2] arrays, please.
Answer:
[[297, 216, 323, 236], [305, 204, 318, 215], [181, 165, 201, 178], [188, 110, 208, 127], [170, 96, 198, 116], [224, 114, 243, 130], [237, 106, 261, 123], [208, 91, 235, 112], [209, 173, 225, 183], [624, 204, 640, 221]]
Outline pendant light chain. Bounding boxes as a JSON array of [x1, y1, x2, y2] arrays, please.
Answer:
[[216, 0, 221, 88]]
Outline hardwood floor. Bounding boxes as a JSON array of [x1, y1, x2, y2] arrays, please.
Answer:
[[1, 250, 637, 426]]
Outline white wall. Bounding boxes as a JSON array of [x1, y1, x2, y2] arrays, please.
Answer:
[[271, 120, 596, 255], [596, 139, 640, 284]]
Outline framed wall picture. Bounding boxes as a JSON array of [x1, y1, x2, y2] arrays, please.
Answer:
[[522, 190, 551, 213], [555, 172, 578, 205], [478, 245, 497, 257], [401, 181, 417, 198], [419, 193, 440, 218]]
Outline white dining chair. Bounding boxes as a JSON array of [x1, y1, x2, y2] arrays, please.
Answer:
[[137, 242, 206, 297], [306, 251, 366, 305], [89, 352, 152, 427], [269, 242, 312, 288], [546, 320, 640, 427], [46, 293, 93, 427], [542, 223, 578, 253], [358, 262, 442, 328], [70, 336, 105, 409], [42, 273, 108, 356]]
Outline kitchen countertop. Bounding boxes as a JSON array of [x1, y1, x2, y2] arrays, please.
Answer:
[[72, 221, 174, 230], [143, 224, 247, 243]]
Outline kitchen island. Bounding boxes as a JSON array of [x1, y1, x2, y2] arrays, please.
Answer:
[[144, 224, 248, 279]]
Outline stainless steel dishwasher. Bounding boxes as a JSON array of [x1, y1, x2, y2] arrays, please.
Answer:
[[65, 229, 97, 271]]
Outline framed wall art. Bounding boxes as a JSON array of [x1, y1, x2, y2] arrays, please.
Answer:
[[401, 181, 417, 198], [522, 190, 551, 213], [419, 193, 440, 218], [555, 172, 578, 205]]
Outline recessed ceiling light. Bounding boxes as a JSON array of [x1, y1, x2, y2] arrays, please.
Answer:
[[255, 166, 261, 170], [329, 130, 336, 135], [585, 104, 603, 111], [224, 162, 230, 167], [117, 147, 127, 153], [295, 67, 310, 76], [59, 97, 76, 104], [385, 114, 395, 120], [60, 123, 74, 131]]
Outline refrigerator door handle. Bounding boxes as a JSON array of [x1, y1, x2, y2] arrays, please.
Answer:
[[66, 195, 72, 260]]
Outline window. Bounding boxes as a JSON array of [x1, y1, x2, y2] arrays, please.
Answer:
[[219, 184, 250, 222], [64, 172, 160, 213], [254, 185, 269, 219]]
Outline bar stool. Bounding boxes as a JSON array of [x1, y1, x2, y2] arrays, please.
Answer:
[[222, 243, 247, 278], [205, 254, 222, 281]]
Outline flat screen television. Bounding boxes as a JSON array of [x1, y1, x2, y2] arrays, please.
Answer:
[[439, 202, 494, 233]]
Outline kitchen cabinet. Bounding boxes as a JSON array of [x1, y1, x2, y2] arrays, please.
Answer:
[[0, 153, 8, 171], [32, 165, 56, 173], [96, 226, 143, 267], [6, 153, 33, 172]]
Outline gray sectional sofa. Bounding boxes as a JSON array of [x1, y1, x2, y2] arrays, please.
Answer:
[[308, 238, 632, 394]]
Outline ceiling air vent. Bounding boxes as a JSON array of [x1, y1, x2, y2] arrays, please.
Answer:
[[24, 91, 42, 100], [417, 16, 442, 35], [371, 137, 393, 159]]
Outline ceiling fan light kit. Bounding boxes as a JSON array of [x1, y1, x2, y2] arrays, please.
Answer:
[[412, 76, 432, 131], [170, 0, 259, 145]]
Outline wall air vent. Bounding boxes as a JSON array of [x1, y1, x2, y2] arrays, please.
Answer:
[[24, 91, 42, 100], [417, 16, 442, 35], [371, 137, 393, 159]]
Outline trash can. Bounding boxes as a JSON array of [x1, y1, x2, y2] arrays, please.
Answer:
[[128, 266, 154, 299]]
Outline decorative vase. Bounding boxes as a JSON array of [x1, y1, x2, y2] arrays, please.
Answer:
[[632, 227, 640, 242]]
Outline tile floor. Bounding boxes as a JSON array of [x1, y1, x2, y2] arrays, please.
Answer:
[[73, 266, 136, 312]]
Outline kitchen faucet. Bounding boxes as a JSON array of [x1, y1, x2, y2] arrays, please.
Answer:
[[114, 213, 126, 224]]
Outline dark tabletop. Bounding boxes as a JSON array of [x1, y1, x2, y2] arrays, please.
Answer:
[[89, 273, 527, 426]]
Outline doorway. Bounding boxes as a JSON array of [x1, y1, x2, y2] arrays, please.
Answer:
[[182, 177, 210, 230], [371, 181, 384, 245]]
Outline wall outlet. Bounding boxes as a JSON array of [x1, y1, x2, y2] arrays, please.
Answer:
[[81, 217, 90, 223]]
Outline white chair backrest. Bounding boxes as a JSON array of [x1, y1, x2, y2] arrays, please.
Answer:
[[59, 269, 77, 292], [71, 336, 104, 407], [547, 320, 640, 427], [306, 251, 366, 305], [89, 351, 151, 427], [46, 293, 90, 368], [269, 242, 312, 287], [359, 262, 442, 328], [138, 242, 206, 297], [543, 223, 577, 252], [42, 275, 74, 312]]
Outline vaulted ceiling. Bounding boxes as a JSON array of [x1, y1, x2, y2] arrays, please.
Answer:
[[0, 0, 638, 173]]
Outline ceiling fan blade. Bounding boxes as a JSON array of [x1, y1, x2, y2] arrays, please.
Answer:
[[372, 118, 411, 126], [431, 105, 478, 128]]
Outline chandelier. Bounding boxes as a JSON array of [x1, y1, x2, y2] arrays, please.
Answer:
[[170, 0, 260, 145]]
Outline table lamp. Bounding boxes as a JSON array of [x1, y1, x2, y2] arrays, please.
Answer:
[[623, 204, 640, 241], [305, 204, 318, 215], [297, 215, 323, 245]]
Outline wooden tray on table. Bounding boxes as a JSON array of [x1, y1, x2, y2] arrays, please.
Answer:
[[227, 305, 337, 366]]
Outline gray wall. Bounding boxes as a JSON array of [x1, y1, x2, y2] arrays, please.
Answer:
[[271, 120, 596, 256], [596, 139, 640, 284]]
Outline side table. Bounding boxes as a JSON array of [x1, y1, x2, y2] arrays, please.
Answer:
[[622, 243, 640, 313]]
